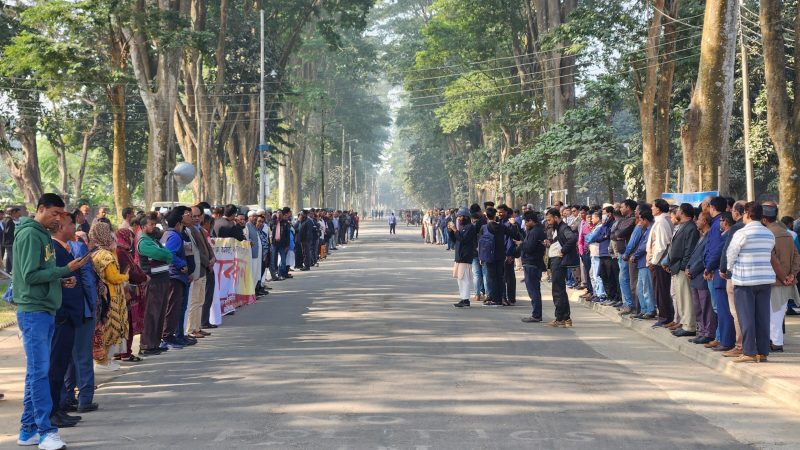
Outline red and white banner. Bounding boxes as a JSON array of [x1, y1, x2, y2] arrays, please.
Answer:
[[209, 238, 256, 325]]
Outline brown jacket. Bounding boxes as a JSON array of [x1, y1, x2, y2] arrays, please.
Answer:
[[189, 225, 211, 277], [767, 221, 800, 285]]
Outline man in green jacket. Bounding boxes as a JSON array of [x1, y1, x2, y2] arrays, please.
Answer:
[[137, 213, 174, 355], [15, 193, 89, 450]]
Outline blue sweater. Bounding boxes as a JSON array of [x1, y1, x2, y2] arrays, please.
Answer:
[[623, 225, 644, 258], [69, 240, 97, 318], [633, 226, 651, 269]]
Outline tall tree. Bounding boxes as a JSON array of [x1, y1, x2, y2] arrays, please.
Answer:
[[760, 1, 800, 214], [681, 0, 739, 193]]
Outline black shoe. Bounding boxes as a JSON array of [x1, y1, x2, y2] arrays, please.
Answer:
[[672, 329, 696, 337], [63, 403, 77, 412], [201, 324, 218, 329], [521, 316, 542, 323], [713, 345, 735, 352], [285, 274, 294, 278], [50, 414, 78, 428], [641, 313, 656, 320], [453, 300, 470, 308], [770, 344, 784, 352], [140, 348, 163, 356], [300, 267, 310, 271], [76, 403, 99, 413], [693, 336, 713, 344]]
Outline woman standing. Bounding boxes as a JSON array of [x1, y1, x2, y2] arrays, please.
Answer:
[[90, 222, 130, 371], [449, 209, 478, 308], [115, 227, 148, 362]]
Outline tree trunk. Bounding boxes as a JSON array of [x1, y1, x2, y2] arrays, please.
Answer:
[[0, 89, 44, 204], [634, 0, 664, 201], [654, 0, 679, 196], [74, 105, 100, 203], [760, 0, 800, 215], [121, 0, 188, 206], [681, 0, 738, 193]]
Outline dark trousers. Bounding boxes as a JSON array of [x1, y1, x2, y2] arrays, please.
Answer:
[[49, 319, 75, 415], [692, 287, 716, 338], [162, 279, 185, 341], [302, 240, 314, 269], [174, 281, 191, 339], [142, 276, 169, 349], [523, 265, 543, 319], [550, 257, 571, 321], [599, 256, 620, 302], [580, 252, 593, 295], [503, 261, 516, 302], [650, 265, 673, 322], [201, 271, 215, 327], [628, 259, 639, 312], [716, 284, 736, 348], [63, 316, 95, 408], [389, 224, 396, 234], [484, 261, 504, 302], [734, 284, 771, 356]]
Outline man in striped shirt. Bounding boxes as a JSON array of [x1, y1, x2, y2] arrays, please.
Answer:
[[726, 202, 776, 363]]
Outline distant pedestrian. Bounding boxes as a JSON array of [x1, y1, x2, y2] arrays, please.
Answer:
[[388, 213, 397, 234], [449, 208, 477, 308]]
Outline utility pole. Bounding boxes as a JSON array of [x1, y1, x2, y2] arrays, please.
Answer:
[[739, 15, 755, 201], [258, 9, 267, 209], [348, 143, 353, 209], [341, 128, 345, 210], [320, 108, 326, 207]]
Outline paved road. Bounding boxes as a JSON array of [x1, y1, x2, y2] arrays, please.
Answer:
[[4, 221, 800, 449]]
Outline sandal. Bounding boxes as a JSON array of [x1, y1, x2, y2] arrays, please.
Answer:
[[125, 355, 143, 362]]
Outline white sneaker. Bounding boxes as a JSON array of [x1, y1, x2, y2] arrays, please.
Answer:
[[37, 432, 66, 450], [17, 432, 38, 446], [94, 361, 119, 372]]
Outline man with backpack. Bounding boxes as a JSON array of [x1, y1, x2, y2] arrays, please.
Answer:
[[478, 207, 507, 306]]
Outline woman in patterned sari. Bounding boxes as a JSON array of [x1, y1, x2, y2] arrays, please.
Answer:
[[115, 227, 148, 362], [89, 222, 130, 371]]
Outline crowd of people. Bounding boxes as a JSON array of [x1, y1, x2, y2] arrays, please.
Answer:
[[433, 198, 798, 361], [4, 193, 362, 450]]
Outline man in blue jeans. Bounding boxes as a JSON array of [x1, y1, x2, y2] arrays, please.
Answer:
[[14, 193, 89, 450]]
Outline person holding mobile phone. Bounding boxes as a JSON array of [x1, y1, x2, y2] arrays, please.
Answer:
[[13, 193, 88, 449]]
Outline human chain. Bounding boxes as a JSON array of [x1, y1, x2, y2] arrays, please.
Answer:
[[424, 198, 798, 360], [2, 193, 361, 450]]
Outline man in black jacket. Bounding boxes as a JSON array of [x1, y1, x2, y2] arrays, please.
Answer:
[[520, 211, 547, 322], [1, 207, 19, 273], [498, 204, 522, 305], [449, 209, 478, 307], [214, 204, 245, 241], [271, 210, 291, 279], [544, 208, 579, 327], [298, 212, 315, 271], [666, 203, 700, 337], [479, 207, 507, 306]]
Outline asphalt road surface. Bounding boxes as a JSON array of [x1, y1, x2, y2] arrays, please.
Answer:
[[34, 222, 800, 449]]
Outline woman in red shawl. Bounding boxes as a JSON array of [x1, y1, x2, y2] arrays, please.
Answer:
[[115, 227, 149, 362]]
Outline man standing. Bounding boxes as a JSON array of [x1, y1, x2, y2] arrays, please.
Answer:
[[478, 207, 506, 306], [15, 194, 88, 450], [298, 212, 315, 271], [613, 200, 638, 314], [160, 207, 191, 349], [498, 205, 521, 306], [2, 207, 20, 273], [119, 207, 135, 230], [704, 196, 734, 350], [213, 205, 245, 241], [647, 199, 674, 327], [726, 203, 776, 363], [272, 210, 290, 279], [719, 201, 746, 356], [186, 206, 212, 338], [138, 213, 173, 355], [544, 208, 579, 327], [245, 211, 263, 293], [666, 203, 700, 337], [761, 202, 800, 353], [520, 211, 546, 323], [49, 212, 88, 427], [388, 213, 397, 234]]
